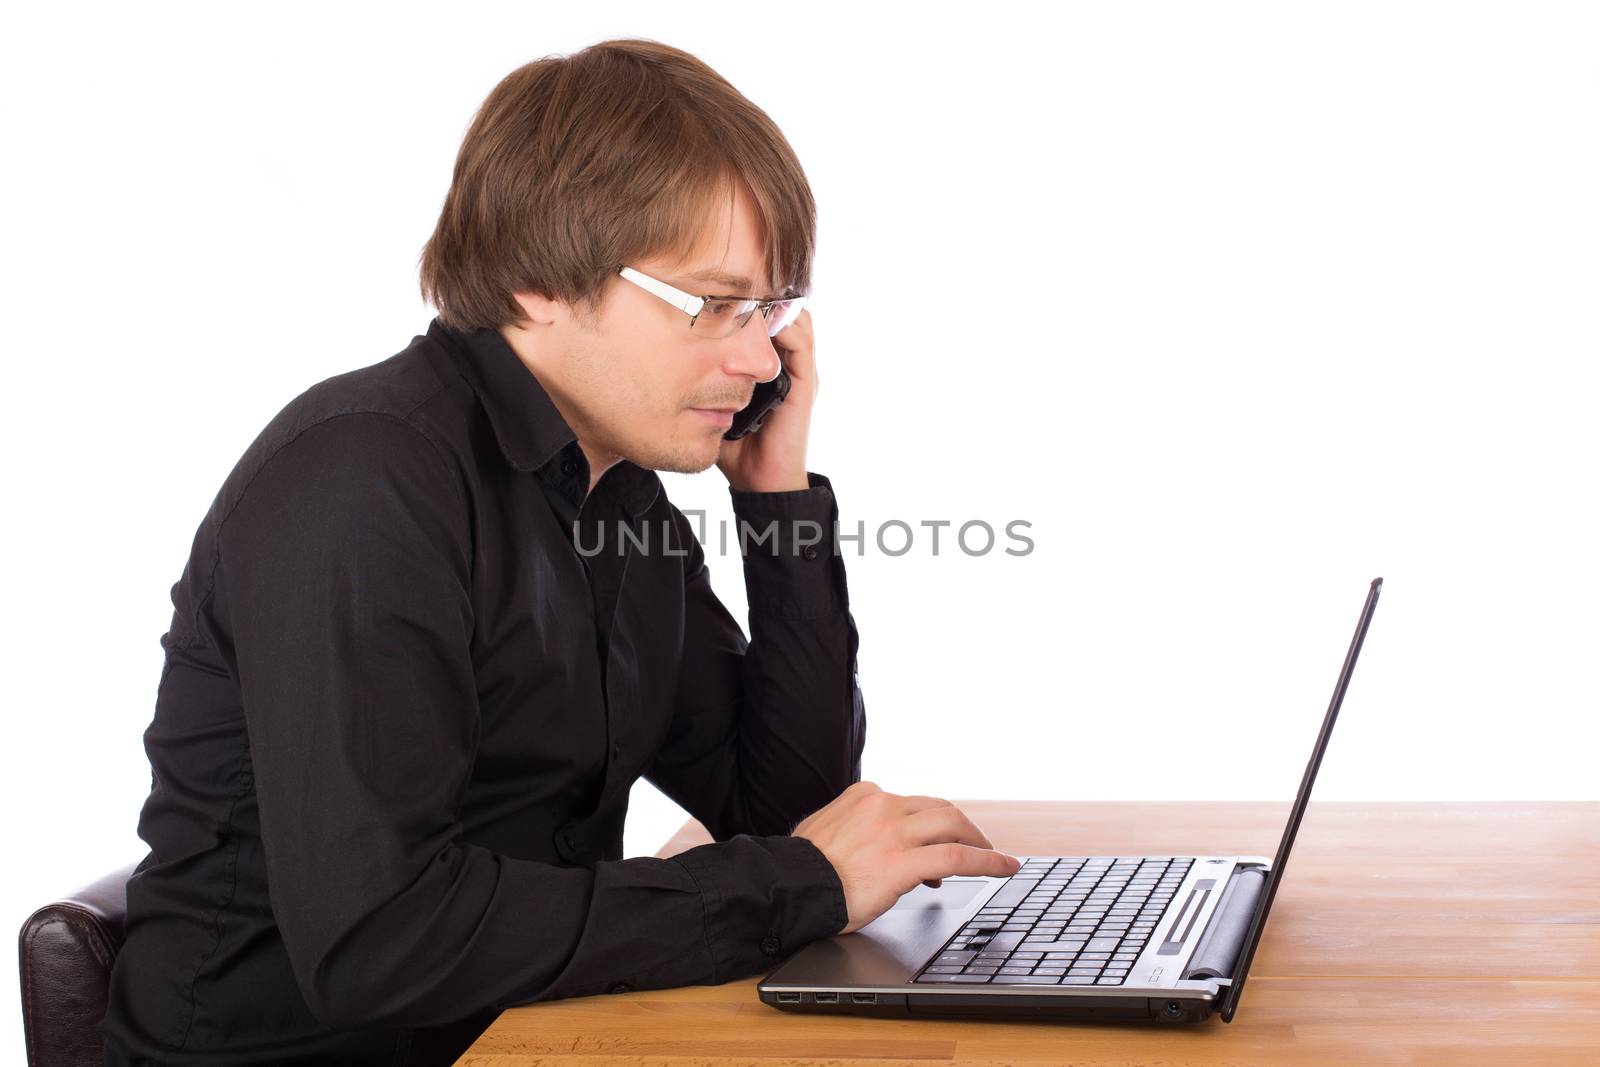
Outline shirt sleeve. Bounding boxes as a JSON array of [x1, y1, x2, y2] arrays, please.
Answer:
[[645, 471, 867, 844], [215, 415, 848, 1030]]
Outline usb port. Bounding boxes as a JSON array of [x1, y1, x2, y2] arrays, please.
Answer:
[[814, 991, 839, 1003], [851, 992, 876, 1004], [776, 992, 800, 1003]]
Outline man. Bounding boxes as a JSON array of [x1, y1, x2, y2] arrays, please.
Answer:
[[102, 38, 1021, 1065]]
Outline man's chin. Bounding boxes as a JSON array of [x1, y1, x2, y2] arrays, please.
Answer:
[[631, 436, 723, 476]]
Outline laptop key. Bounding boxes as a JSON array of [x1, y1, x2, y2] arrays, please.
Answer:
[[982, 878, 1041, 912], [915, 974, 991, 983], [1062, 976, 1098, 984], [1002, 975, 1065, 984], [985, 932, 1025, 952], [935, 951, 976, 965]]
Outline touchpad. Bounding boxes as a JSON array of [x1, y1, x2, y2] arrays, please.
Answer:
[[893, 878, 990, 910], [769, 877, 1000, 985]]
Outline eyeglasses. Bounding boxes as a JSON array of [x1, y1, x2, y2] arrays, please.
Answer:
[[617, 266, 806, 340]]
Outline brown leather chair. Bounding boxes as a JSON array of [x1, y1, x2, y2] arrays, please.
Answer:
[[18, 862, 140, 1067]]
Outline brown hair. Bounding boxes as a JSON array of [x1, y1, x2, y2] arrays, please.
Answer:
[[418, 38, 816, 332]]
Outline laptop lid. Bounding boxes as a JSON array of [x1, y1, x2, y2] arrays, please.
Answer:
[[1218, 576, 1383, 1022]]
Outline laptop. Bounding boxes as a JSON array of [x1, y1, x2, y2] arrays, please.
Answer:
[[759, 577, 1382, 1025]]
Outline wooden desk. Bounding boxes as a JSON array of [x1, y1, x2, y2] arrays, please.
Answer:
[[459, 801, 1600, 1065]]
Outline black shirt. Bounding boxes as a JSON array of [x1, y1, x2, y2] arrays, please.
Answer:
[[101, 319, 865, 1065]]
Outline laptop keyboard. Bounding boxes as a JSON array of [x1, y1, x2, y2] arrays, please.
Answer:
[[913, 856, 1194, 985]]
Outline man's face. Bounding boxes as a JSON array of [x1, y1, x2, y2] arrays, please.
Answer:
[[506, 180, 785, 476]]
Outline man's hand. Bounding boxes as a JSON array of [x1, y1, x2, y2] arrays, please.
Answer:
[[792, 781, 1024, 936], [716, 309, 814, 493]]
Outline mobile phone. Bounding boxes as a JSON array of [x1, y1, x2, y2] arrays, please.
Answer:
[[724, 366, 790, 440]]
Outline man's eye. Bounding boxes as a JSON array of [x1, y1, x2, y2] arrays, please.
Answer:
[[705, 301, 735, 316]]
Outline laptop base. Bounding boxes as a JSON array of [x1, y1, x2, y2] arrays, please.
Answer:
[[760, 988, 1216, 1024]]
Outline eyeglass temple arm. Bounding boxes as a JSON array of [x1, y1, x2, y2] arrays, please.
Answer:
[[619, 267, 705, 317]]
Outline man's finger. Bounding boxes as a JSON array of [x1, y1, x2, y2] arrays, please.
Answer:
[[901, 804, 995, 851], [895, 794, 957, 814], [913, 842, 1023, 883]]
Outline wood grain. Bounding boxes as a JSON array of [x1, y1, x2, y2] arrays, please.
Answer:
[[459, 802, 1600, 1065]]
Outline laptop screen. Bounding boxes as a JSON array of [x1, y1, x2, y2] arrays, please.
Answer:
[[1218, 576, 1383, 1023]]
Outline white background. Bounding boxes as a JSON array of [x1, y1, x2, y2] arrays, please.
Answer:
[[3, 0, 1596, 1055]]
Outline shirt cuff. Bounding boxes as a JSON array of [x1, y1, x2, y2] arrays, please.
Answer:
[[669, 833, 849, 984], [728, 471, 848, 620]]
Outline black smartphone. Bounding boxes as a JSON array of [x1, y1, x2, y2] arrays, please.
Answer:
[[724, 366, 791, 440]]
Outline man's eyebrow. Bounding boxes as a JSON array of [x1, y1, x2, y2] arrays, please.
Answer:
[[676, 268, 781, 299]]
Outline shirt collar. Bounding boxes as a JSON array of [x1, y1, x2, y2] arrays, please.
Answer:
[[428, 317, 660, 515], [428, 317, 577, 473]]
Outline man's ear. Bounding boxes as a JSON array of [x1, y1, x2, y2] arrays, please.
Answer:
[[509, 289, 606, 333], [508, 290, 563, 327]]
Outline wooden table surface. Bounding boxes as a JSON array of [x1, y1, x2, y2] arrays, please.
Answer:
[[458, 801, 1600, 1065]]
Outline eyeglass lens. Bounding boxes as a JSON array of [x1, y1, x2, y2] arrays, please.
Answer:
[[692, 298, 805, 338]]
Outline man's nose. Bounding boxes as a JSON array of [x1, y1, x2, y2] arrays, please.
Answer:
[[722, 312, 782, 383]]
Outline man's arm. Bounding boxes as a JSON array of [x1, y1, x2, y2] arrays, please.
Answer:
[[645, 472, 866, 841], [217, 413, 845, 1030]]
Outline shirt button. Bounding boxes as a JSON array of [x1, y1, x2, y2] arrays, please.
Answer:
[[609, 982, 631, 994], [760, 935, 782, 956], [561, 459, 578, 477], [802, 545, 819, 561], [611, 742, 621, 761]]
